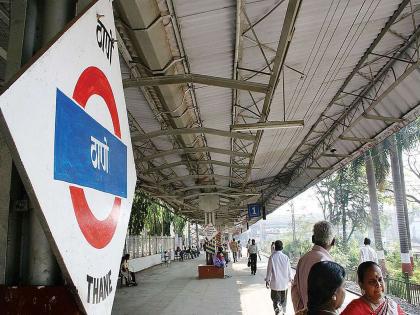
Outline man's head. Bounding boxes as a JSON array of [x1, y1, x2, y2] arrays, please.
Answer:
[[364, 237, 371, 245], [312, 221, 335, 250], [274, 240, 283, 251], [233, 238, 235, 241], [252, 239, 255, 245]]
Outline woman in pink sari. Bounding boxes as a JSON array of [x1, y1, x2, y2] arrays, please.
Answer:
[[341, 261, 404, 315]]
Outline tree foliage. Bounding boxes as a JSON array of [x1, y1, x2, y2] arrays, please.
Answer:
[[128, 189, 153, 235], [128, 187, 183, 236], [172, 214, 187, 236], [316, 161, 370, 247]]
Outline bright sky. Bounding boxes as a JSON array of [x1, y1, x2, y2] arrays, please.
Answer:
[[267, 186, 324, 222]]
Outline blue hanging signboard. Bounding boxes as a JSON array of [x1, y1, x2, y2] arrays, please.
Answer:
[[248, 203, 261, 218]]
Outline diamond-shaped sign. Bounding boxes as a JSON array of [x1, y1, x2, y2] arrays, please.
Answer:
[[0, 1, 136, 314], [204, 223, 218, 240]]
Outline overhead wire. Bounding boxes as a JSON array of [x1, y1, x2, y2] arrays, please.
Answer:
[[260, 0, 349, 177], [265, 0, 384, 178], [271, 0, 383, 177], [301, 0, 382, 123], [253, 0, 339, 176]]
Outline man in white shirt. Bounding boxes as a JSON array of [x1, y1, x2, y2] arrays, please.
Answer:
[[360, 237, 378, 263], [265, 240, 293, 315]]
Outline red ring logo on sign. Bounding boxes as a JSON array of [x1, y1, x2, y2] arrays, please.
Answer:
[[70, 66, 121, 249]]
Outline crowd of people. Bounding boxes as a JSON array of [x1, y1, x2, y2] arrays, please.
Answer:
[[264, 220, 404, 315], [119, 220, 404, 314], [174, 245, 200, 261]]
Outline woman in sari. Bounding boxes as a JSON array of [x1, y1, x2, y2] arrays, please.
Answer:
[[341, 261, 404, 315], [213, 246, 226, 268]]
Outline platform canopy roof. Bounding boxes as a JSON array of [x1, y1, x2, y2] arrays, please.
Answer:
[[112, 0, 420, 228], [1, 0, 417, 228]]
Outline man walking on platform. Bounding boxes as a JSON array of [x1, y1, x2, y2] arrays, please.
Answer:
[[248, 239, 261, 275], [265, 240, 293, 315], [359, 237, 378, 263], [230, 238, 239, 263], [291, 221, 335, 312]]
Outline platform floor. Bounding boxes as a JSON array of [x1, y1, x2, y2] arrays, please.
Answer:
[[112, 254, 357, 315]]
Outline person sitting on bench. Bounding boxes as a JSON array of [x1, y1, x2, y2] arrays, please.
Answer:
[[162, 250, 170, 266], [193, 245, 200, 257], [188, 246, 195, 259], [213, 247, 226, 268], [120, 254, 137, 286], [175, 246, 184, 261]]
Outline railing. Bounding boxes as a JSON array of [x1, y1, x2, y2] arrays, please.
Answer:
[[345, 269, 420, 307], [386, 274, 420, 306], [125, 235, 175, 259]]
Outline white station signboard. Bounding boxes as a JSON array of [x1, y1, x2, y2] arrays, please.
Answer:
[[0, 0, 136, 314], [204, 224, 218, 240]]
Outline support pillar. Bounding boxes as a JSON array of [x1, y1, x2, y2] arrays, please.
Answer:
[[195, 223, 199, 248], [200, 195, 219, 265], [0, 132, 13, 284], [76, 0, 93, 14], [25, 0, 75, 286], [187, 221, 191, 247], [204, 211, 216, 226], [2, 0, 36, 286]]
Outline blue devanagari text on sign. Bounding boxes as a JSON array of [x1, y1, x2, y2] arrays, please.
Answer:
[[54, 89, 127, 198]]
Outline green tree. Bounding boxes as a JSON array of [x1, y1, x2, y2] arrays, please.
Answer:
[[172, 214, 187, 236], [128, 187, 175, 236], [389, 134, 411, 274], [316, 160, 370, 248], [128, 189, 153, 235], [365, 150, 386, 271]]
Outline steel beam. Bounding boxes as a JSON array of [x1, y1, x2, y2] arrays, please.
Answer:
[[273, 0, 414, 200], [183, 192, 260, 200], [242, 0, 286, 35], [158, 174, 243, 186], [143, 159, 249, 174], [132, 127, 256, 142], [339, 136, 374, 142], [174, 185, 243, 193], [142, 147, 251, 162], [123, 74, 268, 93], [321, 153, 349, 158], [0, 7, 9, 26], [369, 52, 415, 64], [343, 59, 420, 133], [231, 120, 304, 131], [241, 0, 302, 187], [362, 114, 404, 123]]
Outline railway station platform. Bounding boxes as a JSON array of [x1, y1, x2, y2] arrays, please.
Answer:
[[112, 254, 358, 315]]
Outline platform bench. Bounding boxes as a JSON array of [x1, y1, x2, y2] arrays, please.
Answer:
[[198, 264, 224, 279]]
